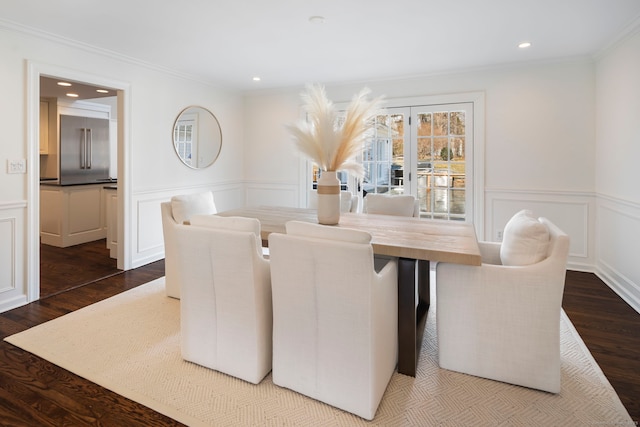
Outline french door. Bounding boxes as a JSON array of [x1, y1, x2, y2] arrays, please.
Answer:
[[358, 102, 474, 222]]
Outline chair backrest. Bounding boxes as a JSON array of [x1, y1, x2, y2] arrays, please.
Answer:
[[538, 217, 570, 272], [161, 191, 216, 299], [175, 215, 272, 384], [268, 220, 397, 419], [350, 194, 359, 213], [160, 202, 180, 298], [269, 221, 377, 343], [170, 191, 216, 224], [340, 190, 355, 213], [363, 193, 418, 217]]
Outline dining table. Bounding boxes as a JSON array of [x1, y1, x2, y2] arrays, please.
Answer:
[[217, 205, 482, 377]]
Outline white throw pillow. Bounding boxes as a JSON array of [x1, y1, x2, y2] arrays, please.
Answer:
[[170, 192, 216, 224], [500, 210, 550, 266], [286, 221, 372, 244]]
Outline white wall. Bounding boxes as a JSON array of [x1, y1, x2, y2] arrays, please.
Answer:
[[243, 59, 597, 271], [0, 25, 244, 312], [595, 29, 640, 312]]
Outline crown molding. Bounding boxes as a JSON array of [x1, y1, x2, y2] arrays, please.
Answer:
[[594, 15, 640, 60], [0, 18, 232, 92]]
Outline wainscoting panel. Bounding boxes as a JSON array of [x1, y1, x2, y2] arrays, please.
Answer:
[[0, 202, 27, 313], [596, 195, 640, 314], [245, 181, 298, 208], [0, 217, 16, 294], [485, 190, 596, 271]]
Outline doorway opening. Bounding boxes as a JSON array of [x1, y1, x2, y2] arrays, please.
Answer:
[[28, 62, 130, 303], [39, 76, 121, 297]]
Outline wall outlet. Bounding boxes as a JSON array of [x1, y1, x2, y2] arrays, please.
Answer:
[[7, 159, 27, 174], [497, 230, 503, 241]]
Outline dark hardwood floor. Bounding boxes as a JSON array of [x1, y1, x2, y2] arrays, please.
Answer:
[[0, 247, 638, 425], [562, 270, 640, 421], [40, 240, 120, 298]]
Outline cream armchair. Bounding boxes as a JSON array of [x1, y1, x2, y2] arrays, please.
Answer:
[[268, 221, 397, 420], [174, 215, 272, 384], [435, 211, 570, 393], [160, 191, 216, 299], [363, 193, 419, 217]]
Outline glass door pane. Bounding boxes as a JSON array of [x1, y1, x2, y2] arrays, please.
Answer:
[[411, 103, 472, 221], [362, 109, 409, 196]]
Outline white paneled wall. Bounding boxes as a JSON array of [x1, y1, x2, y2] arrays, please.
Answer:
[[594, 29, 640, 314], [245, 181, 299, 208], [485, 190, 596, 271], [596, 195, 640, 312], [0, 202, 27, 312]]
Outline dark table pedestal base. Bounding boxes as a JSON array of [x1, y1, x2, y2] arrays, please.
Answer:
[[397, 258, 430, 377]]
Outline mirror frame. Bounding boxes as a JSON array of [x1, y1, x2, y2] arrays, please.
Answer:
[[172, 105, 222, 169]]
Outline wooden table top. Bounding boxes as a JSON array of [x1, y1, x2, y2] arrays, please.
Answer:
[[218, 206, 481, 266]]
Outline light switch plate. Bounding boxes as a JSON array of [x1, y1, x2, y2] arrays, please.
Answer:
[[7, 159, 26, 174]]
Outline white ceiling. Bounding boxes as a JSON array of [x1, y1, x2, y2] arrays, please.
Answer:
[[39, 76, 117, 100], [3, 0, 640, 92]]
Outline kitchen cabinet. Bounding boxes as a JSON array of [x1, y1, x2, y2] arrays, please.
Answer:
[[39, 100, 49, 154], [104, 187, 118, 258], [40, 184, 107, 247], [39, 97, 59, 178]]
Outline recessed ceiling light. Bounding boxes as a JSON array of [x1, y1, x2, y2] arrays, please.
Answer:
[[96, 89, 109, 94], [309, 16, 325, 24], [518, 42, 532, 49], [66, 93, 79, 98], [252, 76, 261, 82], [57, 81, 72, 87]]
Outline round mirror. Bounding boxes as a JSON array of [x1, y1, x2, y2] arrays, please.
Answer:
[[172, 106, 222, 169]]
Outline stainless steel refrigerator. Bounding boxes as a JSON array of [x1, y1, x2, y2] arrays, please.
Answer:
[[59, 114, 110, 185]]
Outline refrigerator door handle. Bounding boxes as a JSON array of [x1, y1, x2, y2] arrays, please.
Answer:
[[87, 128, 92, 169], [80, 128, 86, 169]]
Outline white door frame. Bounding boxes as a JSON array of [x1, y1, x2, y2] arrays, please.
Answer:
[[26, 61, 132, 302], [323, 92, 485, 235], [383, 92, 485, 234]]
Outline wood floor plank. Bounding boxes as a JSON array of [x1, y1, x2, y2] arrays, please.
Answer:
[[562, 270, 640, 422]]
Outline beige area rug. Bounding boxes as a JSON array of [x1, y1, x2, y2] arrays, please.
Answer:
[[5, 278, 633, 426]]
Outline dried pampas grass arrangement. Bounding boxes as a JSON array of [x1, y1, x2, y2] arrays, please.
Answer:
[[287, 84, 383, 177]]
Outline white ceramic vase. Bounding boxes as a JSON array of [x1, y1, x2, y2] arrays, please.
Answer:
[[316, 170, 340, 225]]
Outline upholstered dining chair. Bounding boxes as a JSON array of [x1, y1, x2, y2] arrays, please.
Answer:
[[268, 221, 398, 420], [347, 191, 359, 213], [174, 214, 272, 384], [435, 210, 570, 393], [363, 193, 419, 217], [160, 191, 217, 299]]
